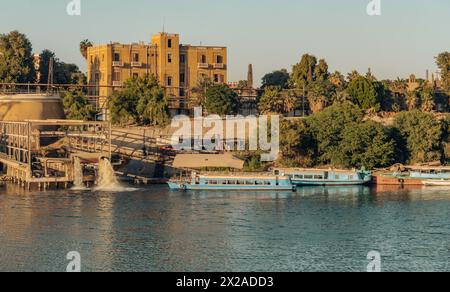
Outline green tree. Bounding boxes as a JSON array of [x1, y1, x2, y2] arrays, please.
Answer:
[[419, 87, 435, 112], [394, 111, 444, 164], [258, 86, 296, 115], [261, 69, 290, 89], [346, 70, 361, 83], [291, 54, 318, 89], [61, 90, 95, 121], [307, 103, 364, 164], [306, 80, 335, 113], [39, 49, 83, 85], [346, 76, 382, 111], [334, 121, 396, 169], [0, 31, 35, 83], [80, 39, 93, 60], [329, 71, 347, 92], [136, 77, 170, 127], [279, 119, 316, 167], [436, 52, 450, 92], [204, 84, 240, 115], [109, 76, 170, 127], [314, 59, 329, 81], [190, 76, 213, 108]]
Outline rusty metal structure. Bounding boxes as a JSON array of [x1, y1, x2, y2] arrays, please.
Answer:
[[0, 119, 111, 190]]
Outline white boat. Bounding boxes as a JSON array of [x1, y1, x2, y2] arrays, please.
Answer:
[[168, 172, 296, 191], [423, 179, 450, 186], [273, 168, 372, 186]]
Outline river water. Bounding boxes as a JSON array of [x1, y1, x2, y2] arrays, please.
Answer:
[[0, 184, 449, 272]]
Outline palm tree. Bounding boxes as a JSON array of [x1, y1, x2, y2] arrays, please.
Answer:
[[80, 39, 93, 60], [190, 76, 213, 108], [406, 91, 419, 111]]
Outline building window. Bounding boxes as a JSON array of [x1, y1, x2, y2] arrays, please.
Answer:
[[113, 71, 121, 81], [168, 53, 172, 63], [180, 54, 186, 63], [133, 53, 140, 62], [168, 39, 172, 48], [214, 74, 224, 83], [216, 55, 223, 64], [179, 88, 185, 97], [180, 73, 185, 84], [167, 76, 173, 87], [133, 73, 139, 79], [113, 53, 120, 62], [200, 55, 207, 63]]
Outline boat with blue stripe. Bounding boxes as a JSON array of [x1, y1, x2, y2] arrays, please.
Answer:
[[168, 172, 296, 191], [273, 168, 372, 186]]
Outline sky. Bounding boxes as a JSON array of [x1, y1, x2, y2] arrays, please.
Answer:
[[1, 0, 449, 85]]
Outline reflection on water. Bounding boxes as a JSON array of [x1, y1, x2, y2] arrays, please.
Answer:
[[0, 184, 449, 272]]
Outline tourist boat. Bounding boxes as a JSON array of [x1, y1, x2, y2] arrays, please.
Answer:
[[168, 172, 296, 191], [273, 168, 372, 186], [409, 166, 450, 180], [423, 179, 450, 187]]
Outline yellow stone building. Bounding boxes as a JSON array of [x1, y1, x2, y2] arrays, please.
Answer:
[[86, 32, 227, 114]]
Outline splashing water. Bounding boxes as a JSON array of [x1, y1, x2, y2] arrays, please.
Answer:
[[95, 158, 137, 192], [72, 157, 88, 190]]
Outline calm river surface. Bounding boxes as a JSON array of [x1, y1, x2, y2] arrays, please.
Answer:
[[0, 184, 449, 272]]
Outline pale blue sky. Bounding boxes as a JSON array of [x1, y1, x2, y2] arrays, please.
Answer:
[[1, 0, 449, 85]]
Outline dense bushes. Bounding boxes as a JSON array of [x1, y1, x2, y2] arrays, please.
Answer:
[[278, 103, 450, 169]]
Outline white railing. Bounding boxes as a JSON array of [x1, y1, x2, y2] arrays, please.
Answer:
[[131, 62, 142, 67], [213, 63, 225, 69], [112, 61, 123, 67], [112, 81, 123, 87], [198, 63, 210, 69]]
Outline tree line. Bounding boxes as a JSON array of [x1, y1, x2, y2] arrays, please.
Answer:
[[259, 53, 450, 115], [278, 103, 450, 169]]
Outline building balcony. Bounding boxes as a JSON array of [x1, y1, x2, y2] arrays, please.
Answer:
[[112, 81, 123, 87], [213, 63, 226, 69], [198, 63, 210, 69], [112, 61, 123, 67], [131, 61, 142, 67]]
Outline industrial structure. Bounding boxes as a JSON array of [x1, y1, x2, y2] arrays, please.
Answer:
[[0, 119, 111, 190]]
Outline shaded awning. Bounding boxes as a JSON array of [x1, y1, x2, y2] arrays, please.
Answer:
[[172, 153, 244, 170]]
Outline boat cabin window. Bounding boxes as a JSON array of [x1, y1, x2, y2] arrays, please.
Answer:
[[227, 180, 236, 185], [314, 175, 324, 180], [294, 174, 303, 179], [264, 181, 271, 186], [304, 175, 313, 179]]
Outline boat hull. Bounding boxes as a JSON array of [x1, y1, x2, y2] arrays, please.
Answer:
[[291, 179, 370, 186], [423, 180, 450, 186], [373, 174, 424, 186], [168, 182, 295, 191]]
